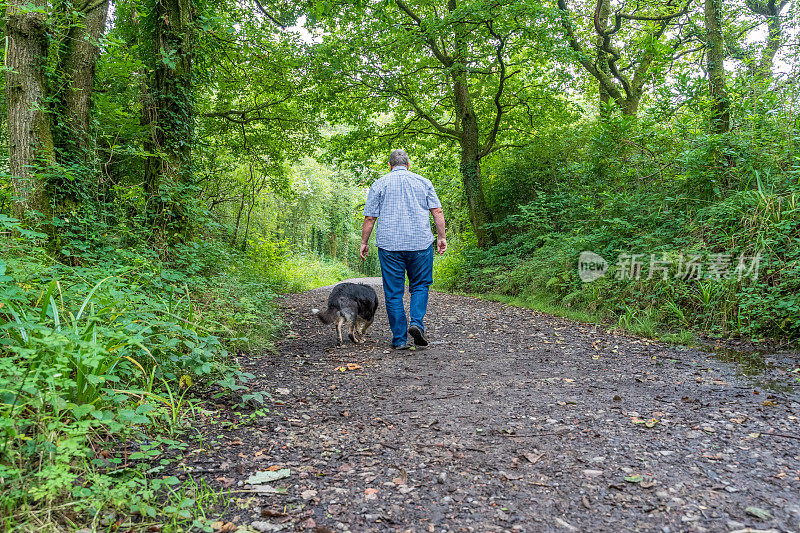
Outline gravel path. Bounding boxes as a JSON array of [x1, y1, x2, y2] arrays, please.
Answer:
[[187, 279, 800, 532]]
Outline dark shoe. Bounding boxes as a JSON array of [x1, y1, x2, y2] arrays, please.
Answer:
[[408, 325, 429, 347], [392, 343, 411, 350]]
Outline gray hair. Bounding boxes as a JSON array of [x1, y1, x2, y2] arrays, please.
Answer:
[[389, 149, 410, 168]]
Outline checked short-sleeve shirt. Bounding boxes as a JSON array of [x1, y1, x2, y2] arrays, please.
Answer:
[[364, 166, 442, 251]]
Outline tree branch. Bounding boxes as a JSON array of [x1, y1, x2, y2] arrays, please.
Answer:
[[399, 83, 459, 139], [395, 0, 454, 66], [557, 0, 624, 101], [252, 0, 288, 29], [479, 19, 511, 159]]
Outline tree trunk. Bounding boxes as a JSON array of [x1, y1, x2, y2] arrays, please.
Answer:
[[233, 192, 245, 246], [705, 0, 730, 134], [60, 0, 110, 152], [758, 5, 781, 80], [452, 58, 494, 246], [5, 0, 55, 221], [622, 96, 640, 117], [595, 0, 611, 114], [241, 202, 254, 251], [144, 0, 194, 238]]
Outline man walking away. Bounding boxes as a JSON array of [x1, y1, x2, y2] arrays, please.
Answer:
[[360, 149, 447, 350]]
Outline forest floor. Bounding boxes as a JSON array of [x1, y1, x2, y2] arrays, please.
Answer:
[[183, 278, 800, 533]]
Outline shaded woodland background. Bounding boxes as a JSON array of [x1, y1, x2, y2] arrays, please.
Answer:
[[1, 0, 798, 529]]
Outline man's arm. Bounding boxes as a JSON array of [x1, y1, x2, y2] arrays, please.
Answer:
[[431, 207, 447, 254], [360, 216, 377, 260]]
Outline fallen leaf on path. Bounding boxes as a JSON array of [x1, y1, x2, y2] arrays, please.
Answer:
[[392, 469, 408, 485], [745, 506, 773, 520], [214, 476, 235, 487], [334, 363, 362, 372], [522, 452, 545, 464], [761, 400, 776, 407], [246, 469, 291, 485], [554, 517, 578, 531], [624, 474, 643, 483], [501, 471, 523, 480], [249, 485, 288, 495]]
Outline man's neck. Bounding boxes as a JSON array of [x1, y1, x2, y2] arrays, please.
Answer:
[[391, 165, 408, 172]]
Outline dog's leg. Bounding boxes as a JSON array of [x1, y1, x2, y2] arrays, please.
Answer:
[[348, 319, 358, 343], [361, 319, 373, 338], [336, 317, 345, 345], [352, 319, 363, 343], [353, 319, 366, 343]]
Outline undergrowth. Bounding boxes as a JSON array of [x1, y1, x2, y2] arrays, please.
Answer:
[[0, 215, 354, 531], [434, 115, 800, 345]]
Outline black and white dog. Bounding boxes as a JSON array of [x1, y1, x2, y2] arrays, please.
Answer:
[[313, 283, 379, 345]]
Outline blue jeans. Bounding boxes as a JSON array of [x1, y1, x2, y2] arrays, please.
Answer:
[[378, 244, 434, 347]]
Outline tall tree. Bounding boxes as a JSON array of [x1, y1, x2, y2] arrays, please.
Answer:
[[60, 0, 111, 153], [5, 0, 111, 221], [5, 0, 55, 220], [142, 0, 195, 237], [312, 0, 564, 247], [558, 0, 693, 116], [744, 0, 790, 80], [705, 0, 730, 133]]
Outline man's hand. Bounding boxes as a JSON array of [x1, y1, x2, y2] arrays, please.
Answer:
[[360, 217, 377, 261], [431, 208, 446, 255]]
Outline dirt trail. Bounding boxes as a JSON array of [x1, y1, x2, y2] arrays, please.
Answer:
[[188, 279, 800, 532]]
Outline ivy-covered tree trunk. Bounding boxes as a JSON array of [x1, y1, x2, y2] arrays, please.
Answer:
[[143, 0, 194, 239], [705, 0, 730, 134], [60, 0, 110, 153], [595, 0, 611, 113], [458, 118, 495, 249], [451, 12, 495, 248], [5, 0, 55, 221]]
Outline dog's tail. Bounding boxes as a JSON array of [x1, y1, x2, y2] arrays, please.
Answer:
[[312, 307, 335, 324]]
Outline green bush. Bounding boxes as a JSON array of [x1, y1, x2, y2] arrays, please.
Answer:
[[0, 217, 269, 529], [441, 117, 800, 343]]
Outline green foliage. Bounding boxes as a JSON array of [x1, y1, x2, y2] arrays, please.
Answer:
[[0, 218, 284, 529], [2, 0, 800, 527], [439, 114, 800, 343]]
